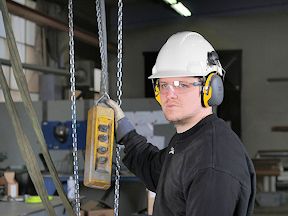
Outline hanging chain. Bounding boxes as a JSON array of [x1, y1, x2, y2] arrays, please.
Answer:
[[95, 0, 108, 96], [95, 1, 123, 215], [68, 0, 80, 215], [116, 0, 123, 106], [114, 1, 123, 216]]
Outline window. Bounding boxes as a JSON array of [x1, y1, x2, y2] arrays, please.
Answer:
[[0, 0, 40, 102]]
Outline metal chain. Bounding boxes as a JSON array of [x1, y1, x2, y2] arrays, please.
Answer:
[[68, 0, 123, 215], [68, 0, 80, 215], [116, 0, 123, 106], [114, 1, 123, 216], [95, 1, 123, 215], [95, 0, 108, 95]]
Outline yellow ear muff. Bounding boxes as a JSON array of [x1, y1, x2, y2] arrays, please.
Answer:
[[202, 72, 224, 107], [154, 80, 161, 105], [202, 73, 215, 107]]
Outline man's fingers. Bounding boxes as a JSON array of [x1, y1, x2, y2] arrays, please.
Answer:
[[105, 99, 118, 110]]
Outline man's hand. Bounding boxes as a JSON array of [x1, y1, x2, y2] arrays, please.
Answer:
[[106, 99, 135, 142], [106, 99, 125, 128]]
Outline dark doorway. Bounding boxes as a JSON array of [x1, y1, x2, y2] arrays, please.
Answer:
[[217, 50, 242, 138], [143, 52, 159, 98]]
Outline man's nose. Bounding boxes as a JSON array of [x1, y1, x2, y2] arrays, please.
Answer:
[[166, 85, 177, 98]]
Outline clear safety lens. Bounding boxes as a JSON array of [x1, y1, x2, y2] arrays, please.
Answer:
[[157, 80, 202, 94]]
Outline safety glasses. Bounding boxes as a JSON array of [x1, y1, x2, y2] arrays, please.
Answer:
[[156, 80, 202, 95]]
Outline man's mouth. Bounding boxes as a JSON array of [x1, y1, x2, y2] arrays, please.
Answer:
[[165, 103, 178, 108]]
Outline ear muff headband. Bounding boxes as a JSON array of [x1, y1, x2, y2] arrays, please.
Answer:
[[202, 51, 224, 107]]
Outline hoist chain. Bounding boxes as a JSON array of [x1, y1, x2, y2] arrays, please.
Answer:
[[114, 1, 123, 216], [68, 0, 81, 215], [116, 0, 123, 106], [95, 0, 108, 96], [95, 1, 123, 215]]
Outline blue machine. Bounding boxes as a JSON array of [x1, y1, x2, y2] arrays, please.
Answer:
[[42, 121, 87, 150]]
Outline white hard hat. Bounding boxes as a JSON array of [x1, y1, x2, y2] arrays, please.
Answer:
[[148, 31, 223, 79]]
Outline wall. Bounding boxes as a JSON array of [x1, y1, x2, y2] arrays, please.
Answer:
[[109, 10, 288, 157]]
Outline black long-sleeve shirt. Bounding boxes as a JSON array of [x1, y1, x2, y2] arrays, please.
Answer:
[[119, 114, 256, 216]]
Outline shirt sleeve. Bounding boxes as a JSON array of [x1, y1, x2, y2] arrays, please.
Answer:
[[120, 130, 167, 192], [116, 117, 135, 142], [184, 167, 241, 216]]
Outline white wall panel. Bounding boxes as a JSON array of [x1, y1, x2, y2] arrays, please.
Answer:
[[25, 20, 36, 46], [0, 38, 9, 59], [11, 15, 25, 44], [14, 0, 25, 5], [16, 42, 25, 62], [10, 68, 26, 90], [25, 69, 39, 92], [10, 90, 22, 101], [30, 93, 39, 101], [2, 65, 10, 82], [0, 13, 5, 37], [25, 46, 36, 64], [0, 89, 4, 102]]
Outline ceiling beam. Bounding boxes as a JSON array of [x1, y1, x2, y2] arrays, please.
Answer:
[[6, 0, 116, 53]]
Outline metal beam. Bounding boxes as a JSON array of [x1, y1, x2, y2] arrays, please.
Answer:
[[0, 58, 89, 81], [267, 78, 288, 82], [6, 0, 116, 53], [0, 58, 68, 76], [271, 126, 288, 132]]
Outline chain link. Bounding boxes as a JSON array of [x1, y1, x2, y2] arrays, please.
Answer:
[[68, 0, 80, 215], [114, 1, 123, 216]]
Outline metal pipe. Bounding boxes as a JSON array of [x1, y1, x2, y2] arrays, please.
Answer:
[[6, 0, 116, 53], [0, 58, 67, 76]]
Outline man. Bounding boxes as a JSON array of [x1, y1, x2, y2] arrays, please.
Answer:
[[107, 31, 256, 216]]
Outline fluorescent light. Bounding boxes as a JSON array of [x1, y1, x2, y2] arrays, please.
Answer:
[[171, 2, 192, 17], [163, 0, 177, 4]]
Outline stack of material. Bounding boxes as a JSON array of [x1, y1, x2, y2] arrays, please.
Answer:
[[253, 158, 282, 193], [255, 150, 288, 191], [252, 158, 282, 176]]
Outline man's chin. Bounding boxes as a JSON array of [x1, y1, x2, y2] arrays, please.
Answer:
[[164, 113, 191, 126], [164, 114, 181, 123]]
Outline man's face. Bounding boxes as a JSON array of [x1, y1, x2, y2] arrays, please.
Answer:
[[159, 76, 204, 124]]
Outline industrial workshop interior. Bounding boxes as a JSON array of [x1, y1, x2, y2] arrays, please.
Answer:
[[0, 0, 288, 215]]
